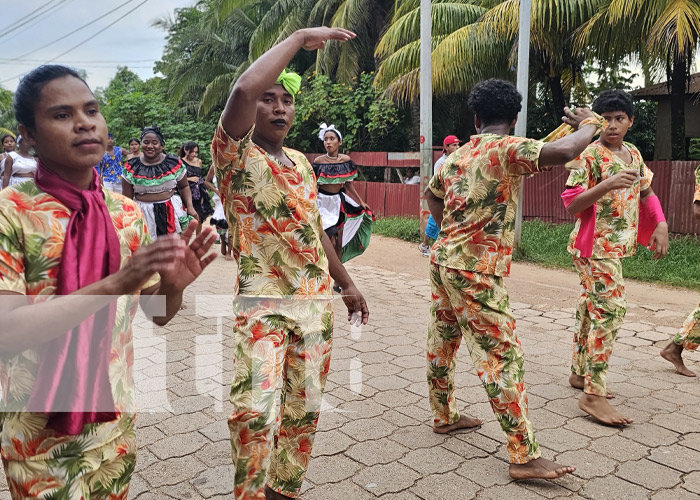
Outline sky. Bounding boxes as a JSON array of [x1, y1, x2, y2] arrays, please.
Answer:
[[0, 0, 196, 92]]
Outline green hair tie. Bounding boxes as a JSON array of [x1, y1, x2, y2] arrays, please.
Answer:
[[276, 69, 302, 98]]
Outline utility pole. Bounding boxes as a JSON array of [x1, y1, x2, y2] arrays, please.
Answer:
[[513, 0, 532, 245], [419, 0, 432, 232]]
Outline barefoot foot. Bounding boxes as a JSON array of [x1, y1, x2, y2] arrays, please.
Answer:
[[579, 394, 633, 426], [509, 457, 575, 480], [433, 415, 483, 434], [660, 342, 696, 377], [569, 374, 614, 398]]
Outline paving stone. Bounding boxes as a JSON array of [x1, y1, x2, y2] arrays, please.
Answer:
[[352, 462, 420, 496], [563, 416, 621, 438], [157, 412, 217, 436], [649, 445, 700, 473], [617, 459, 682, 489], [194, 440, 232, 468], [302, 481, 374, 500], [588, 435, 649, 462], [682, 471, 700, 494], [454, 456, 511, 487], [305, 454, 362, 484], [621, 423, 680, 447], [339, 415, 397, 441], [191, 465, 233, 497], [580, 476, 650, 500], [345, 437, 410, 466], [399, 446, 463, 475], [651, 412, 698, 434], [680, 433, 700, 452], [140, 456, 207, 487], [651, 487, 700, 500], [148, 432, 206, 460], [410, 471, 480, 500], [311, 429, 356, 456], [556, 449, 617, 479], [539, 427, 590, 452]]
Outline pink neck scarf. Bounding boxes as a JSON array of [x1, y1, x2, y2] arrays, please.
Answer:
[[28, 161, 122, 435]]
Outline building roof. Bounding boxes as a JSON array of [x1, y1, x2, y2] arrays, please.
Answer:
[[630, 72, 700, 99]]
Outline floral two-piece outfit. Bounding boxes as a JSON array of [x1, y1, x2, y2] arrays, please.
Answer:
[[427, 134, 550, 464], [0, 181, 157, 499], [565, 140, 654, 396], [212, 121, 333, 499], [672, 165, 700, 351]]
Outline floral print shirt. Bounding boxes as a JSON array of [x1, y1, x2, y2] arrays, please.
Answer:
[[211, 121, 331, 297], [428, 134, 546, 277], [565, 140, 653, 259], [0, 180, 157, 461]]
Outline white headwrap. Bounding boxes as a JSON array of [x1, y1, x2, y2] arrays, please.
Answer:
[[16, 134, 22, 144], [318, 123, 342, 142]]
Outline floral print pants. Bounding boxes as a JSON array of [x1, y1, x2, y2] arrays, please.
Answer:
[[2, 416, 136, 500], [673, 305, 700, 351], [427, 263, 540, 464], [572, 257, 626, 397], [228, 297, 333, 499]]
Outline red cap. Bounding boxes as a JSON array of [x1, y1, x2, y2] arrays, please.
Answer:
[[443, 135, 460, 148]]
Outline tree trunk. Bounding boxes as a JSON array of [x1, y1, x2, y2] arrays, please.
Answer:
[[670, 55, 687, 161], [549, 75, 566, 123]]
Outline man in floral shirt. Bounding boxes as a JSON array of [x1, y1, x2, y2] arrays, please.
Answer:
[[661, 164, 700, 376], [563, 90, 668, 426], [211, 27, 369, 500], [425, 78, 602, 480]]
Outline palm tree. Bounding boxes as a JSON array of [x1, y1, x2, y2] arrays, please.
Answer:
[[575, 0, 700, 160], [215, 0, 393, 83], [375, 0, 598, 121]]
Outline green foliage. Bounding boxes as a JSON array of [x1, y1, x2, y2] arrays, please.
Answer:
[[97, 68, 218, 165], [373, 216, 422, 243], [0, 87, 17, 135], [285, 72, 408, 153]]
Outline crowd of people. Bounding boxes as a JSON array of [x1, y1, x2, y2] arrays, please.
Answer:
[[0, 25, 697, 500]]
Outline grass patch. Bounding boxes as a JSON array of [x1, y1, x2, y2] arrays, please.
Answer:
[[374, 217, 700, 289]]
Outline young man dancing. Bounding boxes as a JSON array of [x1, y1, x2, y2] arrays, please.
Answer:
[[211, 27, 369, 499], [425, 78, 605, 479]]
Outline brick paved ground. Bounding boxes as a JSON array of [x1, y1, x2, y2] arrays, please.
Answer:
[[1, 239, 698, 499]]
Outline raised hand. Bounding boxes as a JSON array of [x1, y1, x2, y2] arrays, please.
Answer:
[[562, 106, 595, 129], [159, 220, 218, 291], [298, 27, 356, 51]]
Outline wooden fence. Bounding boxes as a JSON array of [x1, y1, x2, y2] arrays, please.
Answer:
[[346, 160, 699, 235]]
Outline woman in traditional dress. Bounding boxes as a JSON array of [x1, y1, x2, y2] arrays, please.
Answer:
[[180, 141, 213, 235], [0, 133, 16, 180], [2, 134, 37, 188], [311, 123, 373, 292], [126, 137, 140, 160], [122, 125, 198, 240]]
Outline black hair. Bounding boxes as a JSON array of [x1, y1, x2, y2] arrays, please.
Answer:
[[179, 141, 199, 158], [13, 65, 89, 129], [128, 137, 139, 145], [592, 90, 635, 119], [141, 125, 165, 146], [467, 78, 522, 126], [323, 130, 341, 141], [1, 133, 15, 144]]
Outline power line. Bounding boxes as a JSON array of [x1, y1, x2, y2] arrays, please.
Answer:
[[0, 0, 64, 40], [1, 0, 152, 85], [47, 0, 151, 62], [2, 0, 78, 45], [11, 0, 138, 61]]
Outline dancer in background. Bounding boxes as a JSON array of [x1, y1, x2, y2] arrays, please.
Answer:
[[661, 163, 700, 376], [312, 123, 373, 291], [97, 132, 124, 193], [180, 141, 213, 235], [122, 125, 198, 240], [425, 78, 604, 480], [562, 90, 668, 425], [2, 134, 37, 188], [0, 133, 16, 180], [126, 137, 140, 160]]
